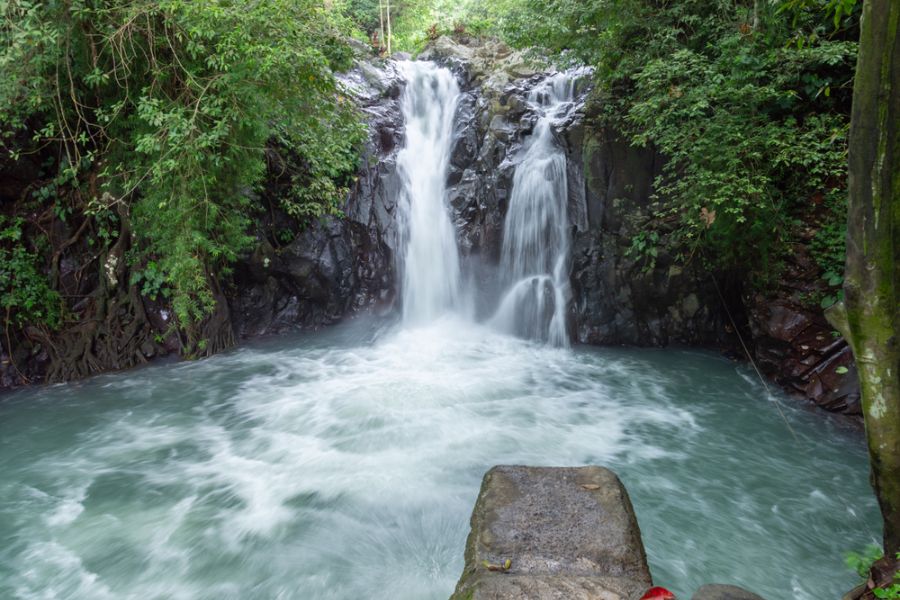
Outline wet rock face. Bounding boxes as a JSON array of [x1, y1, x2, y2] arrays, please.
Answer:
[[442, 91, 516, 314], [444, 87, 509, 264], [569, 126, 729, 347], [424, 36, 728, 345], [423, 37, 589, 317], [228, 60, 404, 337], [449, 465, 652, 600]]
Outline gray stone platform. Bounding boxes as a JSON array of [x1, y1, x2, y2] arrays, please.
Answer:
[[449, 466, 653, 600]]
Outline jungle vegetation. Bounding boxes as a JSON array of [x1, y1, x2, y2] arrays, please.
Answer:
[[1, 0, 897, 589], [1, 0, 364, 367]]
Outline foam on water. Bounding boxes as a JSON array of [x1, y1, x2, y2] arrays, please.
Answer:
[[0, 318, 880, 600]]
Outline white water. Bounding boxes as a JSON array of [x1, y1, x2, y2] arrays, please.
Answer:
[[0, 319, 880, 600], [397, 62, 463, 324], [491, 70, 585, 346]]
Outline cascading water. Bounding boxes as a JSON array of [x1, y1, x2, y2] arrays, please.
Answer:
[[397, 63, 582, 345], [396, 61, 463, 324], [491, 70, 585, 346]]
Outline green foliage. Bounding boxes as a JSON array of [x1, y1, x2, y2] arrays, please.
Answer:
[[811, 189, 847, 308], [1, 0, 364, 336], [345, 0, 433, 52], [489, 0, 858, 278], [390, 0, 434, 52], [628, 47, 851, 271], [344, 0, 493, 53], [627, 230, 660, 272], [273, 110, 363, 225], [846, 547, 900, 599], [346, 0, 383, 35], [282, 175, 347, 222], [875, 581, 900, 600], [847, 544, 885, 578], [129, 261, 169, 301], [89, 206, 121, 249], [0, 217, 61, 329], [879, 553, 900, 600], [779, 0, 858, 31]]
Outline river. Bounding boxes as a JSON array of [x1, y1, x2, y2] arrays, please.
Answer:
[[0, 317, 880, 599]]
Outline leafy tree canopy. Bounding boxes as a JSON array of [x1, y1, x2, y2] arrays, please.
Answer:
[[1, 0, 364, 343], [481, 0, 860, 279]]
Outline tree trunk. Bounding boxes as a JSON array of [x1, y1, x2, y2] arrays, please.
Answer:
[[378, 0, 385, 53], [831, 0, 900, 560], [386, 0, 392, 55]]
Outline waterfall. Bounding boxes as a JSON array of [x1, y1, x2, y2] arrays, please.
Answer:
[[491, 71, 583, 346], [396, 61, 463, 324], [395, 62, 584, 343]]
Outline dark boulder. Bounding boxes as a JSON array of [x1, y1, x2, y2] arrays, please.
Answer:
[[228, 59, 404, 337], [570, 125, 728, 347]]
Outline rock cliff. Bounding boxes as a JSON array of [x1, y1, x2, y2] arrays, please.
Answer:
[[0, 36, 862, 416], [419, 35, 859, 414]]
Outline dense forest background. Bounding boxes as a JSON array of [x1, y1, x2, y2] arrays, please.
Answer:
[[0, 0, 859, 374]]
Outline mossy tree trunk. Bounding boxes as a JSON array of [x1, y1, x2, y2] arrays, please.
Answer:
[[832, 0, 900, 564]]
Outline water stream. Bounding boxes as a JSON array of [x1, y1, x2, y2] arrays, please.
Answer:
[[0, 61, 881, 600], [492, 70, 585, 345], [397, 61, 463, 324]]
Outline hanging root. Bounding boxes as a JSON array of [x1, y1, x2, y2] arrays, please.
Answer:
[[186, 274, 236, 358], [41, 283, 164, 383], [40, 214, 166, 382]]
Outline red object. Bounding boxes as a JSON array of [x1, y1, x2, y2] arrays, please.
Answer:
[[640, 587, 676, 600]]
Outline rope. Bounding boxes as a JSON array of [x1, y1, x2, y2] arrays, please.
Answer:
[[709, 273, 798, 442]]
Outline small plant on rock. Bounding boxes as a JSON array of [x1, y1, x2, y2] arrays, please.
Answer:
[[846, 546, 900, 599]]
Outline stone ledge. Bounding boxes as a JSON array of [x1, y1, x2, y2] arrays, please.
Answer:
[[449, 465, 652, 600]]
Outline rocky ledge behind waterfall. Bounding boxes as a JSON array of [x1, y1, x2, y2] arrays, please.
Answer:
[[416, 38, 735, 347], [228, 35, 860, 415], [3, 35, 860, 416]]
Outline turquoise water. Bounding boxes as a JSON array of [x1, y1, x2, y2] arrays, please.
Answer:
[[0, 317, 880, 599]]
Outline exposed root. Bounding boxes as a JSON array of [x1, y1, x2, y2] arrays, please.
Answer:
[[38, 282, 164, 383]]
